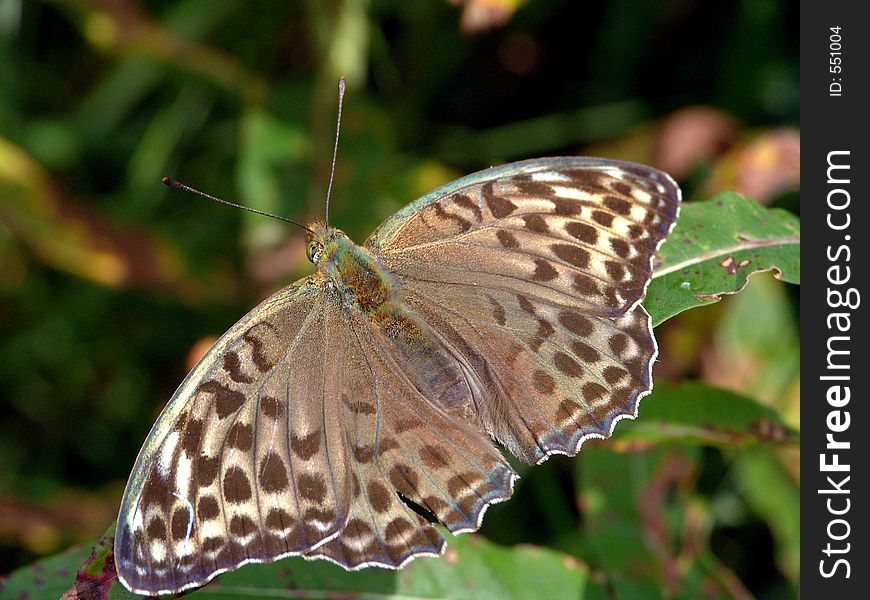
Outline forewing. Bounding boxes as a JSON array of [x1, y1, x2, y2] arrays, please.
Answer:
[[368, 157, 679, 316], [115, 277, 352, 596], [367, 157, 680, 464]]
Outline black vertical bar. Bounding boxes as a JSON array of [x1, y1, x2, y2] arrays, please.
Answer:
[[802, 1, 868, 596]]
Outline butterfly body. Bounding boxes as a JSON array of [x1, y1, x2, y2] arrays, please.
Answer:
[[310, 223, 474, 416], [116, 157, 680, 595], [309, 223, 394, 316]]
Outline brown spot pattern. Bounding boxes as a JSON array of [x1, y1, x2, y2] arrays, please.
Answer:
[[496, 229, 519, 248], [559, 311, 594, 337], [555, 400, 579, 426], [378, 437, 400, 455], [490, 296, 506, 326], [523, 214, 549, 233], [198, 381, 245, 419], [304, 507, 336, 527], [606, 261, 626, 282], [259, 452, 289, 492], [628, 224, 645, 239], [198, 495, 220, 520], [229, 515, 256, 537], [536, 319, 555, 339], [517, 295, 536, 313], [146, 518, 166, 539], [554, 352, 583, 377], [532, 259, 558, 281], [483, 183, 518, 218], [197, 455, 219, 487], [433, 203, 471, 232], [223, 466, 252, 503], [181, 419, 203, 456], [613, 181, 632, 195], [298, 473, 327, 503], [452, 193, 482, 221], [609, 334, 628, 355], [532, 370, 556, 394], [242, 322, 278, 372], [514, 178, 554, 197], [603, 366, 629, 385], [222, 351, 253, 384], [171, 508, 192, 540], [202, 536, 225, 554], [353, 444, 374, 463], [566, 169, 607, 190], [227, 422, 253, 451], [571, 340, 600, 363], [592, 210, 614, 227], [551, 197, 581, 216], [265, 508, 293, 531], [384, 517, 414, 541], [551, 244, 590, 269], [565, 221, 598, 244], [420, 444, 451, 469], [572, 274, 599, 295], [367, 481, 392, 513], [423, 495, 449, 514], [610, 237, 630, 258], [603, 196, 632, 216], [582, 382, 608, 403], [290, 430, 321, 460], [388, 464, 420, 497], [260, 396, 284, 420]]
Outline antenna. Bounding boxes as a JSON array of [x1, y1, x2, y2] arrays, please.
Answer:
[[161, 177, 314, 234], [325, 76, 346, 229]]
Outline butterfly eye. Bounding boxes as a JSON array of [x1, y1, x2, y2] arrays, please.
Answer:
[[306, 241, 323, 263]]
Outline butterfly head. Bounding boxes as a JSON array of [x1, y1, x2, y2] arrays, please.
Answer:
[[305, 220, 348, 264], [305, 219, 394, 313]]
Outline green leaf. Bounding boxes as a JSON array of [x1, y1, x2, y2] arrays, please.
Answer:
[[578, 446, 744, 600], [613, 382, 799, 448], [712, 276, 800, 424], [732, 449, 800, 582], [646, 192, 800, 326], [47, 526, 603, 599], [237, 107, 310, 252], [209, 533, 604, 600], [0, 542, 94, 600]]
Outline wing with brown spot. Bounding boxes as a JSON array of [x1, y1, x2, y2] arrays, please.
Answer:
[[366, 157, 680, 464], [402, 284, 659, 464], [115, 277, 354, 595], [304, 307, 516, 568], [368, 157, 680, 317]]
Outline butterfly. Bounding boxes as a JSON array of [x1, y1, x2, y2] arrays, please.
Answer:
[[115, 156, 680, 595]]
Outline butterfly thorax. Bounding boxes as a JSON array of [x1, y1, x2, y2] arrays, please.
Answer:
[[308, 222, 395, 316]]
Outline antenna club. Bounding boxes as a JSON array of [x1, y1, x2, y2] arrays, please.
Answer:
[[162, 176, 174, 187], [338, 76, 346, 95]]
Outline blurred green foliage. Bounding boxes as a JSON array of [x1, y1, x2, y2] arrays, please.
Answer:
[[0, 1, 798, 598]]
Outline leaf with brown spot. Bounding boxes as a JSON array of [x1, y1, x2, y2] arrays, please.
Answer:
[[648, 193, 799, 325]]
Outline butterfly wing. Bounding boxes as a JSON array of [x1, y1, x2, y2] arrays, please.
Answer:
[[304, 306, 516, 568], [115, 277, 354, 594], [367, 157, 680, 464], [116, 274, 517, 593]]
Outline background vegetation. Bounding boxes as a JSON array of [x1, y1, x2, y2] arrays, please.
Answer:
[[0, 1, 798, 598]]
